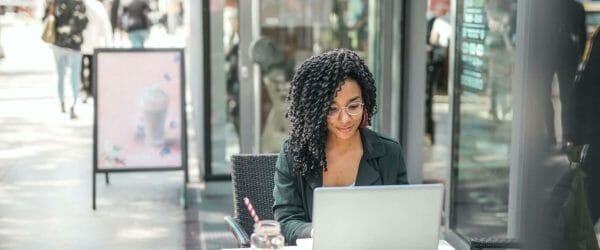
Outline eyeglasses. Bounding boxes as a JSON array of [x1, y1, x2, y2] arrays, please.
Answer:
[[327, 102, 364, 117]]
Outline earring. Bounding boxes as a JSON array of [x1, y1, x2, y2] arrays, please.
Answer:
[[360, 109, 369, 128]]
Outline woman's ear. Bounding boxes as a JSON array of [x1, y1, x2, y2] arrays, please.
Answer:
[[360, 108, 369, 128]]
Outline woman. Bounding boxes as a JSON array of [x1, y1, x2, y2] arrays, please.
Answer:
[[273, 49, 408, 244], [123, 0, 151, 48], [49, 0, 88, 119]]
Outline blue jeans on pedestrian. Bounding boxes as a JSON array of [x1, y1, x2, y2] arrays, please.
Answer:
[[52, 46, 82, 107], [128, 29, 149, 48]]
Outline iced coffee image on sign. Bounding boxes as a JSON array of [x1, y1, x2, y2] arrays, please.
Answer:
[[140, 84, 170, 146]]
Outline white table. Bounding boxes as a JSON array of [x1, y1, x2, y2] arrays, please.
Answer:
[[223, 239, 455, 250]]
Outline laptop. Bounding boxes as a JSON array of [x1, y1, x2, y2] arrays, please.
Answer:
[[311, 184, 444, 250]]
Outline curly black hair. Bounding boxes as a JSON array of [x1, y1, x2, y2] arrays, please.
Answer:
[[285, 48, 377, 177]]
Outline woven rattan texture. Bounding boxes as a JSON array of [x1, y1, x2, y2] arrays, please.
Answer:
[[231, 154, 279, 236]]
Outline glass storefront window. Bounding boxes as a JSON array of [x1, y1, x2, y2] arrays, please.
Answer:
[[255, 0, 381, 153], [205, 0, 387, 175], [208, 0, 240, 176], [423, 0, 451, 193], [451, 0, 518, 239]]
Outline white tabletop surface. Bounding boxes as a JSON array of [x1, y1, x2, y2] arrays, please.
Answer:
[[223, 239, 455, 250]]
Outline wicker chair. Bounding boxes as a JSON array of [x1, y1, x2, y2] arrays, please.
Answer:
[[224, 154, 279, 247]]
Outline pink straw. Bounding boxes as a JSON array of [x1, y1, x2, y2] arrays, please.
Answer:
[[244, 197, 274, 248], [244, 197, 261, 224]]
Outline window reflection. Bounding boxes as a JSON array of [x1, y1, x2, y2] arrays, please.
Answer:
[[523, 1, 600, 248], [451, 0, 517, 238], [423, 0, 451, 222], [257, 0, 377, 152], [209, 0, 240, 175], [578, 0, 600, 240]]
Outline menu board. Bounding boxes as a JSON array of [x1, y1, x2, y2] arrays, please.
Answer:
[[456, 0, 517, 93], [94, 49, 187, 171], [457, 0, 488, 91]]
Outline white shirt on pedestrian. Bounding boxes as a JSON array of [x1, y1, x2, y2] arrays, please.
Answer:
[[81, 0, 113, 55]]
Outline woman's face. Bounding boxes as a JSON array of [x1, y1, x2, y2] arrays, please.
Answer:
[[326, 79, 364, 141]]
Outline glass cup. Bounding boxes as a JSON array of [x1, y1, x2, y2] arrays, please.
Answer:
[[140, 84, 169, 146], [250, 220, 285, 250]]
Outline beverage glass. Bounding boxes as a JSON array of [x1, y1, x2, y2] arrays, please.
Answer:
[[141, 84, 169, 146], [250, 220, 284, 250]]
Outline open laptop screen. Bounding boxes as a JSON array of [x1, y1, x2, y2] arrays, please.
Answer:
[[312, 184, 444, 250]]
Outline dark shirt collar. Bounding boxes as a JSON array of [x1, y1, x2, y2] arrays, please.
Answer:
[[306, 128, 387, 188], [359, 128, 386, 160]]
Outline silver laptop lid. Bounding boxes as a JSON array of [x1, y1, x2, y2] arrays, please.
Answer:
[[312, 184, 444, 250]]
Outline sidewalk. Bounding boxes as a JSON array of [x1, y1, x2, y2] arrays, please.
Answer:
[[0, 17, 236, 250]]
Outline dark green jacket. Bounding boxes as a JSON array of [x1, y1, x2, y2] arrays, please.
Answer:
[[272, 128, 408, 244]]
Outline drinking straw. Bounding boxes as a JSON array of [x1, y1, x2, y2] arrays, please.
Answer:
[[244, 197, 261, 225], [244, 197, 274, 248]]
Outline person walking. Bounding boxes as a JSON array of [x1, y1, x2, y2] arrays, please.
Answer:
[[81, 0, 112, 102], [0, 24, 4, 59], [123, 0, 151, 48], [47, 0, 88, 118]]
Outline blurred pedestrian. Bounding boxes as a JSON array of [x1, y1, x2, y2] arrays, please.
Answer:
[[0, 25, 4, 59], [48, 0, 89, 119], [81, 0, 112, 102], [568, 26, 600, 227], [109, 0, 120, 34], [425, 0, 450, 143], [123, 0, 151, 48]]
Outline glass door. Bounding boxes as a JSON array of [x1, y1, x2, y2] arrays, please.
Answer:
[[238, 0, 386, 153], [203, 0, 241, 179], [449, 0, 518, 239], [203, 0, 402, 178]]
